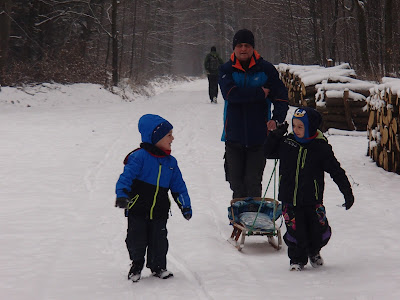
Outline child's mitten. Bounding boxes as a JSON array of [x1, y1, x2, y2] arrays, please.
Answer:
[[181, 207, 192, 220], [115, 197, 129, 209], [343, 194, 354, 210]]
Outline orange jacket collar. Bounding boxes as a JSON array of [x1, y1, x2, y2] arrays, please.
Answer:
[[230, 50, 261, 72]]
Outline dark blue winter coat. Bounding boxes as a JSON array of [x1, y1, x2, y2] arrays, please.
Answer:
[[115, 115, 191, 219], [219, 50, 289, 146]]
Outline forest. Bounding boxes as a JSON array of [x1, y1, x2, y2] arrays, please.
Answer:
[[0, 0, 399, 87]]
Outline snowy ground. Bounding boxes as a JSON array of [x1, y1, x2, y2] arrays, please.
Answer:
[[1, 79, 399, 300]]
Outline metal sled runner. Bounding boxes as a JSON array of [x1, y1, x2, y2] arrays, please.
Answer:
[[228, 197, 283, 251]]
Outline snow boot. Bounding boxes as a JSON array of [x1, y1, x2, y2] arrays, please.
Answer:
[[309, 253, 324, 268], [289, 263, 304, 271], [153, 269, 174, 279], [213, 96, 217, 104], [128, 263, 142, 282]]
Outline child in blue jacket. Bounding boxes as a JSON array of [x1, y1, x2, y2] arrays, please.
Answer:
[[115, 114, 192, 282], [264, 107, 354, 271]]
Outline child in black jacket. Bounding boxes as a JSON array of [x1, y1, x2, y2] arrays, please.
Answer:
[[264, 107, 354, 271]]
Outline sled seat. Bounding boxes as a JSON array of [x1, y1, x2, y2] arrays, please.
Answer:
[[228, 197, 283, 251]]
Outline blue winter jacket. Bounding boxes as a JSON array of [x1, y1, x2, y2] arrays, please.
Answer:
[[219, 51, 289, 146], [115, 114, 191, 219]]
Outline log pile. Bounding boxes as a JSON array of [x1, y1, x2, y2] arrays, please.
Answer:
[[277, 63, 356, 108], [367, 77, 400, 174], [277, 63, 374, 131], [315, 79, 374, 131]]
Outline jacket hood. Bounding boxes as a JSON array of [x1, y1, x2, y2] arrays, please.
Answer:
[[138, 114, 173, 144], [292, 107, 322, 143]]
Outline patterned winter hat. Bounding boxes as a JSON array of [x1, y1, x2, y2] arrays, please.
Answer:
[[232, 29, 255, 49], [292, 107, 322, 143]]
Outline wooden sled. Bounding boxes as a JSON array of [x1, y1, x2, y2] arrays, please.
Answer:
[[228, 197, 283, 251]]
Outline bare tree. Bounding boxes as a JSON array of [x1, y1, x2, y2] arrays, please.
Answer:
[[0, 0, 11, 86]]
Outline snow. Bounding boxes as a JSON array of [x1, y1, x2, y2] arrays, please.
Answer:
[[277, 63, 356, 86], [1, 79, 400, 300]]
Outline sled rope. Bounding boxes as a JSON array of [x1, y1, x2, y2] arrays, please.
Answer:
[[248, 159, 279, 235]]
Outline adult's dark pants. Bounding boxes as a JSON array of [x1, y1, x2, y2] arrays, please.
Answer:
[[224, 141, 266, 199], [125, 214, 168, 272], [207, 74, 219, 101], [282, 204, 332, 265]]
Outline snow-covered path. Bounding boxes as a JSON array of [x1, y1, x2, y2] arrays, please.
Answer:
[[1, 80, 399, 300]]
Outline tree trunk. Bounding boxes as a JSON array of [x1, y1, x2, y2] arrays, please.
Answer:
[[329, 0, 339, 63], [384, 0, 393, 75], [111, 0, 119, 86], [354, 0, 371, 75], [129, 0, 138, 78], [0, 0, 11, 86]]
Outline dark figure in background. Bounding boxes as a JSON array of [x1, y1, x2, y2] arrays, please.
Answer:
[[204, 46, 223, 103], [219, 29, 289, 199]]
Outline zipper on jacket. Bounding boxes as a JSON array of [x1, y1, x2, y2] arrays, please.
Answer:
[[301, 149, 307, 168], [150, 164, 162, 219], [293, 146, 303, 206]]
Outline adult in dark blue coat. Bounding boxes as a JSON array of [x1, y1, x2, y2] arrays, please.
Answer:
[[219, 29, 289, 199]]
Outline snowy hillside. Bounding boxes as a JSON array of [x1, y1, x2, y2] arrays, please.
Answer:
[[1, 79, 399, 300]]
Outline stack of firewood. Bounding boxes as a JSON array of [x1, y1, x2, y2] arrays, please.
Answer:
[[277, 63, 356, 108], [277, 63, 375, 131], [315, 79, 374, 131], [367, 77, 400, 174]]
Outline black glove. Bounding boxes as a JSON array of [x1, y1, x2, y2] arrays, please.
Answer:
[[271, 121, 289, 137], [181, 207, 192, 220], [342, 194, 354, 210], [115, 197, 129, 209]]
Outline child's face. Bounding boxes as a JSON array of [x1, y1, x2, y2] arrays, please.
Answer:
[[155, 130, 174, 151], [293, 119, 305, 138]]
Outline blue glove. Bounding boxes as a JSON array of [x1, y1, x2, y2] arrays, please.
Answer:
[[181, 207, 192, 220], [115, 197, 129, 209]]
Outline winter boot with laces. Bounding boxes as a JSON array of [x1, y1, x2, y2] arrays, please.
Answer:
[[153, 268, 174, 279], [309, 253, 324, 268]]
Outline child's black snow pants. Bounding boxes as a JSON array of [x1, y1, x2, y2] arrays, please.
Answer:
[[282, 204, 331, 265], [125, 214, 168, 273]]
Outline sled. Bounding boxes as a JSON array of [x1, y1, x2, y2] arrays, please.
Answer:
[[228, 197, 283, 251]]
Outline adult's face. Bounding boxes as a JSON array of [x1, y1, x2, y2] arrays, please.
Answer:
[[234, 43, 254, 63]]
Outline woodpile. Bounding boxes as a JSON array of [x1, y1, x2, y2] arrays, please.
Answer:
[[315, 79, 374, 131], [277, 63, 373, 131], [277, 63, 356, 108], [367, 77, 400, 174]]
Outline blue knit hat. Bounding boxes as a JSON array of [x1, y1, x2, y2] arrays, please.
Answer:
[[292, 107, 322, 143], [138, 114, 173, 145]]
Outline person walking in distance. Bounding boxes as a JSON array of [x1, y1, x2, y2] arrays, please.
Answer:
[[204, 46, 223, 103]]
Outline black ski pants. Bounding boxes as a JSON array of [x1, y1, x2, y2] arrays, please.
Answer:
[[125, 214, 168, 272], [224, 141, 266, 199], [282, 204, 332, 265], [207, 74, 219, 101]]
